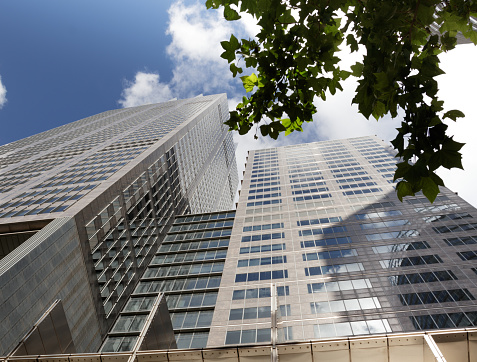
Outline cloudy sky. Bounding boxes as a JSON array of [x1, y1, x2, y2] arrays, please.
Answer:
[[0, 0, 476, 206]]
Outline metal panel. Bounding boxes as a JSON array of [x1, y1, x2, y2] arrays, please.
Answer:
[[135, 351, 169, 362], [23, 329, 45, 356], [68, 353, 102, 362], [167, 350, 202, 361], [237, 346, 272, 362], [469, 331, 477, 362], [276, 343, 312, 362], [350, 337, 388, 362], [388, 335, 425, 362], [312, 340, 350, 362], [202, 348, 238, 362], [100, 353, 130, 362], [432, 331, 468, 362]]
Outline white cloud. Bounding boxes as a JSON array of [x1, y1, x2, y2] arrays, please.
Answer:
[[118, 1, 477, 208], [0, 75, 7, 109], [436, 44, 477, 207], [119, 72, 173, 108]]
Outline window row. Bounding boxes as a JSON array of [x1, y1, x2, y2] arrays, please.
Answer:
[[343, 188, 382, 196], [157, 238, 229, 253], [372, 240, 430, 254], [331, 166, 364, 174], [235, 269, 289, 282], [249, 186, 280, 194], [303, 248, 357, 261], [169, 220, 234, 232], [252, 167, 279, 174], [164, 228, 232, 242], [171, 310, 214, 330], [365, 230, 420, 241], [225, 328, 271, 345], [247, 199, 282, 207], [247, 192, 281, 200], [457, 250, 477, 261], [299, 225, 347, 236], [251, 171, 279, 178], [240, 243, 286, 254], [293, 193, 332, 202], [243, 213, 283, 224], [332, 170, 368, 178], [311, 297, 381, 314], [307, 278, 372, 293], [174, 211, 235, 224], [411, 311, 477, 330], [151, 250, 227, 265], [243, 222, 284, 232], [399, 288, 474, 306], [250, 176, 280, 183], [291, 181, 326, 189], [289, 174, 324, 184], [443, 235, 477, 246], [229, 305, 291, 320], [241, 232, 285, 242], [301, 236, 353, 248], [433, 223, 477, 234], [166, 292, 218, 309], [238, 255, 287, 267], [379, 254, 442, 268], [314, 319, 391, 339], [339, 181, 377, 189], [143, 262, 224, 278], [175, 331, 208, 349], [297, 216, 342, 227], [232, 286, 290, 300], [423, 212, 472, 223], [414, 203, 460, 213], [388, 270, 457, 286], [292, 187, 329, 195], [304, 262, 365, 276], [134, 276, 221, 294], [355, 210, 402, 220], [249, 180, 280, 188]]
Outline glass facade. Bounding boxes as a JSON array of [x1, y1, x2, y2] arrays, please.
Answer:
[[207, 135, 477, 348]]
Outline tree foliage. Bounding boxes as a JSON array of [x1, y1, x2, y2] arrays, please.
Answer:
[[206, 0, 477, 202]]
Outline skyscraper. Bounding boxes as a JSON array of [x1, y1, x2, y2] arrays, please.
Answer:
[[0, 94, 238, 355], [2, 97, 477, 361], [205, 136, 477, 346]]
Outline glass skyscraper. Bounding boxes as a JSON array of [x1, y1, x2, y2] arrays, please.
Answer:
[[0, 94, 238, 355], [206, 136, 477, 346], [2, 96, 477, 361]]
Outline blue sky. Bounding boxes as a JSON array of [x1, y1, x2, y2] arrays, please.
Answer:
[[0, 0, 476, 206]]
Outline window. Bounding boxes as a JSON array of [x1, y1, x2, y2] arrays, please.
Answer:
[[302, 249, 357, 261], [305, 262, 364, 276], [237, 255, 287, 267], [399, 289, 474, 306], [235, 269, 288, 282], [241, 232, 285, 242], [311, 297, 380, 313], [299, 225, 347, 236], [232, 286, 289, 300], [365, 230, 420, 241], [411, 312, 477, 330], [166, 292, 218, 309], [372, 241, 430, 253], [388, 270, 457, 285], [171, 310, 214, 329], [443, 236, 477, 246], [243, 222, 284, 232], [355, 210, 402, 220], [380, 255, 442, 268], [308, 278, 372, 293], [314, 319, 391, 339], [301, 236, 353, 248], [433, 223, 477, 234], [297, 216, 342, 226], [457, 250, 477, 261], [240, 243, 286, 254], [225, 328, 271, 344]]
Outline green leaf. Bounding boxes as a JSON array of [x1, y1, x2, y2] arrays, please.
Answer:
[[240, 73, 259, 92], [396, 181, 415, 201], [230, 63, 243, 77], [420, 177, 439, 203], [443, 109, 465, 121], [220, 34, 240, 63], [224, 5, 241, 20], [350, 62, 363, 77]]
